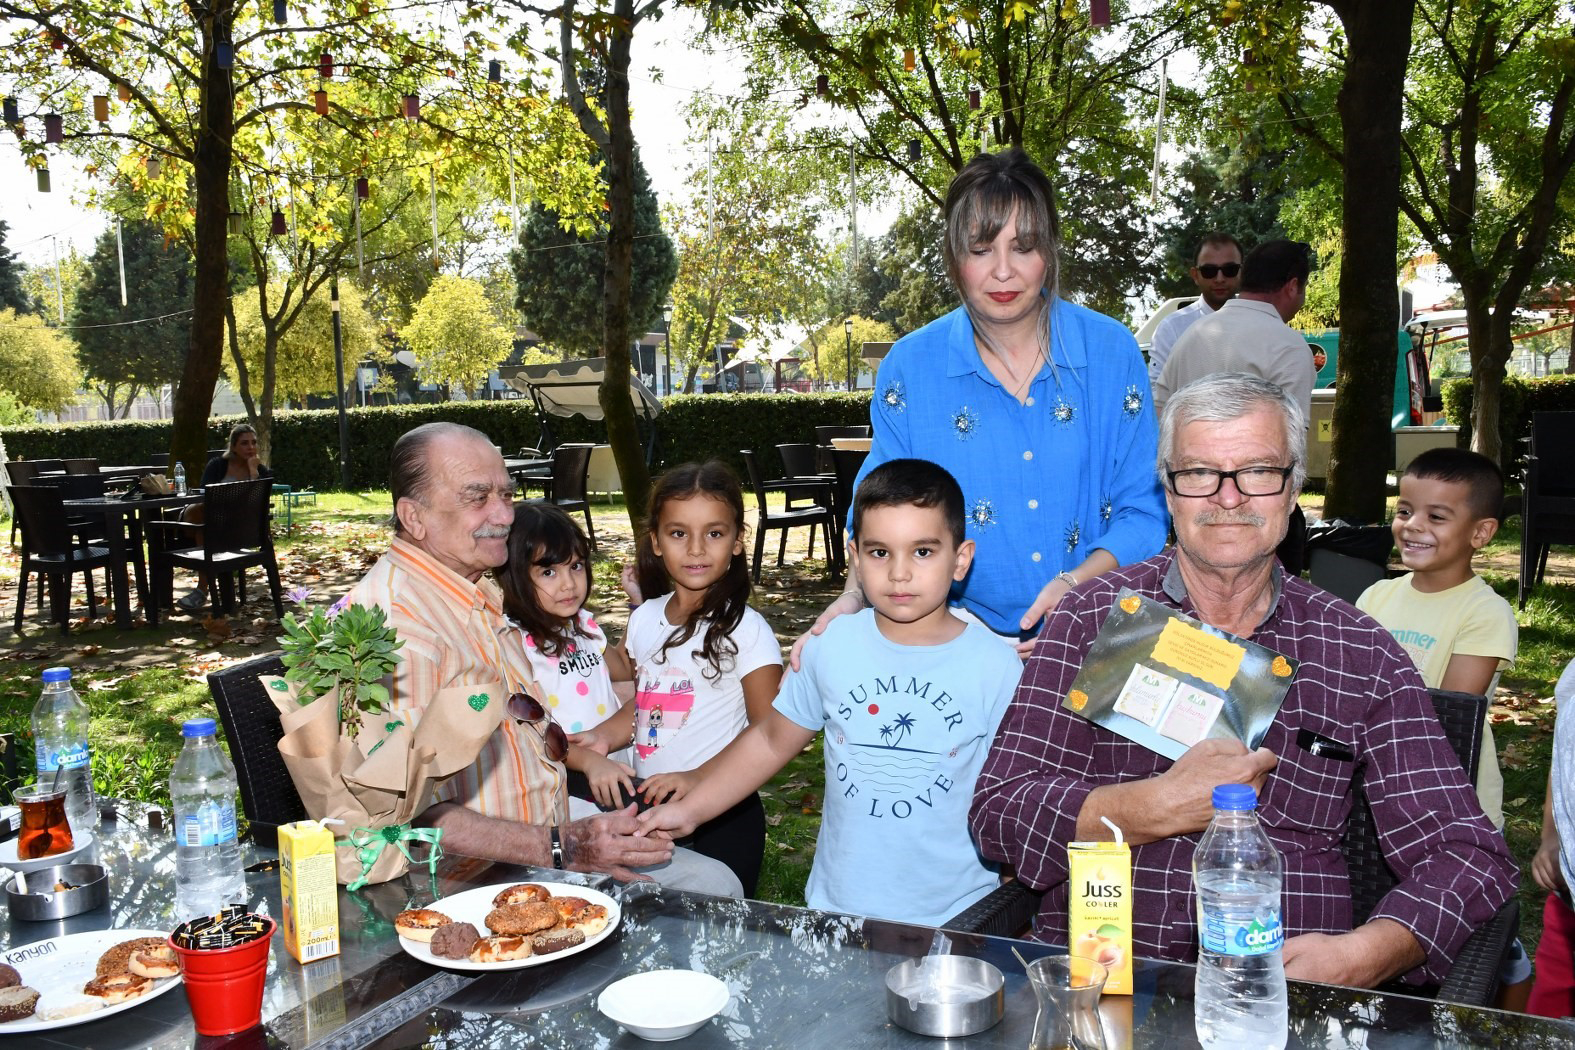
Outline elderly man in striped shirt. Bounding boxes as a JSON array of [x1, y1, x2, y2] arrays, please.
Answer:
[[970, 373, 1516, 989]]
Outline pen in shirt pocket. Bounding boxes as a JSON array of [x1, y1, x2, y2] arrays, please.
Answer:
[[1297, 728, 1354, 762]]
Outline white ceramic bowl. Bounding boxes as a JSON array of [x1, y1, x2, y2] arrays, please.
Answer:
[[597, 969, 729, 1041]]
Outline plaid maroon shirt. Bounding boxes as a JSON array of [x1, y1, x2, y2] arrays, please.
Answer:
[[969, 549, 1518, 985]]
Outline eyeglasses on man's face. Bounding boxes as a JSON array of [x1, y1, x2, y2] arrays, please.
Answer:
[[1195, 262, 1241, 279], [1165, 466, 1294, 498], [507, 692, 569, 763]]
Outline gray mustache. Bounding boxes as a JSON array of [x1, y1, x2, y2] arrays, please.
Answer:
[[1195, 511, 1266, 528], [473, 526, 510, 539]]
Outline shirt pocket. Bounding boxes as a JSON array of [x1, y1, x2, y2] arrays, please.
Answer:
[[1257, 747, 1355, 837]]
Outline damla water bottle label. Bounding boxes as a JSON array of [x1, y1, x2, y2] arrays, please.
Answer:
[[1201, 910, 1284, 957], [181, 800, 238, 848], [35, 741, 90, 772]]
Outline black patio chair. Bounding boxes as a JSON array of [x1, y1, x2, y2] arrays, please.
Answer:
[[523, 443, 596, 551], [207, 652, 306, 848], [63, 458, 100, 475], [740, 449, 836, 582], [4, 461, 43, 547], [9, 485, 112, 635], [775, 443, 831, 541], [146, 477, 284, 624], [943, 688, 1517, 1008], [1518, 411, 1575, 608]]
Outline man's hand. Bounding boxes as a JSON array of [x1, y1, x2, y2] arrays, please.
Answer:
[[640, 770, 697, 806], [636, 799, 701, 840], [563, 805, 673, 881], [789, 590, 864, 670], [1282, 920, 1424, 988], [1157, 740, 1278, 836]]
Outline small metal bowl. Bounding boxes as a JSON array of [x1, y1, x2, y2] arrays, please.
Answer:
[[5, 864, 109, 921], [885, 955, 1005, 1038]]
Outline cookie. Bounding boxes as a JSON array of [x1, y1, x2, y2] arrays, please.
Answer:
[[394, 908, 453, 943], [83, 972, 152, 1005], [530, 927, 586, 956], [491, 883, 551, 907], [0, 986, 39, 1022], [128, 944, 179, 979], [428, 921, 481, 961], [553, 898, 610, 937], [0, 964, 19, 990], [96, 937, 168, 977], [484, 901, 558, 935], [467, 935, 532, 964]]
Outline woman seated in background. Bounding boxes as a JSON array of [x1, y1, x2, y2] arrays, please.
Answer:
[[202, 423, 272, 486]]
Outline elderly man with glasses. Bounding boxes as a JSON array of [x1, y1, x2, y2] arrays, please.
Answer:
[[970, 373, 1515, 990], [344, 421, 741, 893]]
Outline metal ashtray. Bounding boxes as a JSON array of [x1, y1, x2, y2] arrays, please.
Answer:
[[6, 863, 109, 921], [885, 956, 1005, 1037]]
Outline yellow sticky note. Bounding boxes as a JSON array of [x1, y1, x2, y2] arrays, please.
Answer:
[[1149, 619, 1246, 690]]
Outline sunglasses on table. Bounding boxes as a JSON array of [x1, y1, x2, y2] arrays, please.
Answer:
[[507, 692, 569, 763], [1195, 263, 1241, 279]]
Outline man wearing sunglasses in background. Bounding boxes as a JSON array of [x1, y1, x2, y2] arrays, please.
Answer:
[[1147, 231, 1243, 385], [344, 422, 743, 894]]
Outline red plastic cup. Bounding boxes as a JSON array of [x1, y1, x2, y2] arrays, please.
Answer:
[[169, 916, 276, 1036]]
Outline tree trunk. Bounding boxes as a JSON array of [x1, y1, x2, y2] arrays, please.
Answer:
[[1321, 0, 1416, 523], [168, 7, 234, 479]]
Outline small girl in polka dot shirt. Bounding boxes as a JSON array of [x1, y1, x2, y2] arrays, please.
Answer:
[[498, 504, 637, 815]]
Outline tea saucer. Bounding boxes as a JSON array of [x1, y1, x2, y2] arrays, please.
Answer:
[[0, 831, 96, 874]]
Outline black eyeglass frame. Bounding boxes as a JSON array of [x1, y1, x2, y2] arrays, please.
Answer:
[[1195, 262, 1242, 279], [1164, 465, 1295, 498]]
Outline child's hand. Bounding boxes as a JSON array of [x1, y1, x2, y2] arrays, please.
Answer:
[[1533, 831, 1567, 894], [640, 770, 696, 806], [620, 563, 642, 607], [582, 752, 637, 810], [570, 721, 622, 756], [636, 799, 699, 840]]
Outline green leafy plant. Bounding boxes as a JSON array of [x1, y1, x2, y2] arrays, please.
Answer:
[[279, 601, 403, 739]]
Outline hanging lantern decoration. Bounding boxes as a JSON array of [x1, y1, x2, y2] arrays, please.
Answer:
[[488, 59, 502, 83], [50, 30, 64, 51], [273, 0, 286, 23], [227, 211, 245, 235], [319, 53, 333, 79], [145, 155, 161, 178], [93, 94, 109, 122], [907, 138, 921, 162], [117, 82, 131, 102], [270, 209, 287, 237], [44, 112, 62, 144], [355, 176, 370, 199], [314, 89, 328, 115], [815, 74, 828, 97], [1090, 0, 1110, 26], [968, 88, 980, 110], [402, 93, 420, 120], [36, 168, 50, 193], [216, 41, 234, 69], [3, 97, 18, 124], [903, 48, 915, 71]]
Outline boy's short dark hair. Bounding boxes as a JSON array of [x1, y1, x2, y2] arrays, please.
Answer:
[[1404, 447, 1505, 520], [851, 459, 966, 545], [1240, 239, 1312, 293]]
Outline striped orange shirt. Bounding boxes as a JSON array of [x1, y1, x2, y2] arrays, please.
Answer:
[[347, 536, 566, 826]]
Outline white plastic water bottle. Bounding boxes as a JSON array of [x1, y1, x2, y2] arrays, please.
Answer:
[[1193, 783, 1288, 1050], [173, 461, 187, 496], [170, 718, 247, 920], [32, 667, 97, 837]]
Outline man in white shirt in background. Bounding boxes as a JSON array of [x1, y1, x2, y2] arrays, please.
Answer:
[[1146, 231, 1243, 385]]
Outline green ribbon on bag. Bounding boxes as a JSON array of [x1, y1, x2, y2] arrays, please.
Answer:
[[345, 823, 444, 891]]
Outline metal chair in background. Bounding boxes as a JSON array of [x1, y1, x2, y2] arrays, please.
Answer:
[[740, 450, 837, 582]]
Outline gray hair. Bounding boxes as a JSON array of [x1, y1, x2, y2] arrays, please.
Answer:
[[1157, 373, 1307, 492], [388, 421, 494, 533]]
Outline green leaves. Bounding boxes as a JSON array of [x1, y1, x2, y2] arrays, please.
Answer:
[[280, 602, 404, 739]]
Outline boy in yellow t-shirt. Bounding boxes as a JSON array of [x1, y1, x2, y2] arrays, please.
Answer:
[[1356, 447, 1516, 828]]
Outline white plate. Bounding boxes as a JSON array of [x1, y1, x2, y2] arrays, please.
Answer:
[[397, 881, 621, 972], [0, 928, 182, 1033], [0, 830, 96, 874]]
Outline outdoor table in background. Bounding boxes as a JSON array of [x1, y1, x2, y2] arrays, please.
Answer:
[[504, 456, 552, 498], [96, 465, 165, 484], [60, 491, 202, 627], [828, 436, 873, 452]]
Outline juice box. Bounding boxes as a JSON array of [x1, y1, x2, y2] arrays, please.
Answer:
[[278, 819, 341, 963], [1067, 836, 1132, 994]]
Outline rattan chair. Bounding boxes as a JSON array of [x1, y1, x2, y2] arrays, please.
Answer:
[[1518, 411, 1575, 608], [943, 688, 1517, 1007], [522, 443, 596, 551], [740, 450, 836, 582], [63, 458, 100, 475], [207, 652, 306, 848], [146, 477, 283, 624], [9, 485, 112, 635]]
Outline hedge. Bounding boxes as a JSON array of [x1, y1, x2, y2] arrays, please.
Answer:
[[1441, 373, 1575, 470], [0, 392, 874, 492]]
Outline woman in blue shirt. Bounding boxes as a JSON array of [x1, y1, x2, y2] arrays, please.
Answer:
[[800, 149, 1167, 658]]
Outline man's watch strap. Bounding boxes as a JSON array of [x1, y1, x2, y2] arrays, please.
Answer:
[[550, 825, 565, 869]]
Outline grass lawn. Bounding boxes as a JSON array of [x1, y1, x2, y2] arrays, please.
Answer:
[[0, 487, 1568, 966]]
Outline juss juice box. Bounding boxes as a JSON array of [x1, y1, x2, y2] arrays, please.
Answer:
[[279, 819, 341, 963], [1068, 835, 1132, 994]]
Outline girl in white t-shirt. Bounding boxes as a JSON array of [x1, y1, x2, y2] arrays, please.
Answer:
[[583, 461, 783, 894], [499, 504, 637, 813]]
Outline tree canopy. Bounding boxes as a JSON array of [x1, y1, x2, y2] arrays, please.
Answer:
[[0, 308, 80, 412], [401, 275, 516, 396]]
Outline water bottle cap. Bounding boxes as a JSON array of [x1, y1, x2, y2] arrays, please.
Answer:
[[1212, 783, 1257, 810], [41, 667, 72, 683], [181, 717, 218, 737]]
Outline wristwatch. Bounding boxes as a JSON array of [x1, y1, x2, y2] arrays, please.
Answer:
[[550, 826, 565, 869]]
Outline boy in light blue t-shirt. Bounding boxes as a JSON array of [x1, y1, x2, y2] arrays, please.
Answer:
[[637, 458, 1023, 925]]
